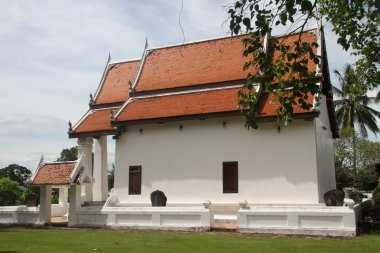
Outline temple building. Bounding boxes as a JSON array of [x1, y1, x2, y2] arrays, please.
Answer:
[[0, 28, 358, 236]]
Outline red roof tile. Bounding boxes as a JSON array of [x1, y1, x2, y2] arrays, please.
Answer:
[[270, 32, 318, 82], [72, 31, 319, 135], [134, 31, 318, 92], [257, 91, 315, 116], [115, 88, 314, 123], [134, 36, 249, 92], [94, 60, 140, 105], [73, 108, 119, 134], [32, 162, 76, 185]]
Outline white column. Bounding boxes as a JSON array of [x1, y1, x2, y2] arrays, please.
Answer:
[[92, 135, 108, 201], [39, 185, 52, 224], [59, 186, 68, 206], [68, 184, 81, 227], [77, 137, 93, 203]]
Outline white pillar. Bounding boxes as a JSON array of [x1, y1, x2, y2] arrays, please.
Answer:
[[68, 184, 81, 227], [77, 137, 93, 203], [39, 185, 52, 224], [93, 136, 109, 201], [59, 186, 68, 206]]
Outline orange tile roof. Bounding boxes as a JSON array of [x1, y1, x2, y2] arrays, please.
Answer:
[[32, 162, 76, 185], [73, 108, 119, 134], [257, 91, 315, 116], [94, 60, 140, 105], [115, 88, 314, 123], [270, 32, 318, 82], [134, 36, 249, 92], [71, 31, 319, 135], [134, 31, 318, 92]]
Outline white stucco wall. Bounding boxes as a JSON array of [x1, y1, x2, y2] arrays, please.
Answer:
[[114, 117, 321, 205], [314, 95, 336, 201]]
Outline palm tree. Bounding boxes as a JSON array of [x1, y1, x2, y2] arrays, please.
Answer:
[[333, 64, 380, 188]]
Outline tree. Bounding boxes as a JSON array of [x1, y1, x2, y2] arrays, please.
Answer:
[[0, 164, 32, 186], [333, 64, 380, 186], [108, 164, 115, 191], [228, 0, 379, 128], [334, 129, 380, 191], [333, 64, 380, 137], [56, 147, 78, 162], [0, 178, 24, 206]]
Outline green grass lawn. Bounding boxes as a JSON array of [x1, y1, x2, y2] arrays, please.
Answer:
[[0, 227, 379, 253]]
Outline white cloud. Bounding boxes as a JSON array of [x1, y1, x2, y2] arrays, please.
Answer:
[[0, 0, 378, 171]]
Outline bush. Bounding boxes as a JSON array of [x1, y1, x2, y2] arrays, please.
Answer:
[[0, 178, 24, 206], [24, 183, 40, 205], [373, 186, 380, 203], [336, 166, 354, 190], [357, 167, 378, 191]]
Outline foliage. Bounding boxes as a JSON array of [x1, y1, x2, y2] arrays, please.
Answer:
[[24, 183, 40, 205], [0, 164, 32, 186], [1, 228, 380, 253], [357, 167, 378, 192], [56, 147, 78, 162], [228, 0, 379, 128], [373, 186, 380, 201], [0, 178, 24, 206], [335, 166, 354, 191], [333, 64, 380, 137], [334, 129, 380, 191], [108, 163, 115, 191]]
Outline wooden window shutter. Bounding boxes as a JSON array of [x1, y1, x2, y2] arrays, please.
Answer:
[[129, 166, 141, 195], [223, 161, 238, 193]]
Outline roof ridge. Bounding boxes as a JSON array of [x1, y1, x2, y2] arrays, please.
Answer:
[[145, 27, 318, 52], [109, 58, 141, 64], [42, 161, 78, 165], [92, 54, 112, 103]]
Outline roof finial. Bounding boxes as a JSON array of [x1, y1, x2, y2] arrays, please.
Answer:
[[89, 92, 94, 105], [128, 80, 133, 92], [38, 154, 44, 167], [110, 110, 115, 122], [89, 93, 94, 105], [68, 121, 73, 133], [144, 37, 149, 50], [108, 51, 111, 63]]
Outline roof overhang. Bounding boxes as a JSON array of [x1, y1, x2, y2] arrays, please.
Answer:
[[112, 111, 319, 127]]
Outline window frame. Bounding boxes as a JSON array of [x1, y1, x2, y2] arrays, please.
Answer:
[[128, 165, 142, 195], [223, 161, 238, 194]]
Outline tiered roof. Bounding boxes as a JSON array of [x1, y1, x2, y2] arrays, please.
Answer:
[[69, 60, 140, 137], [70, 29, 335, 138]]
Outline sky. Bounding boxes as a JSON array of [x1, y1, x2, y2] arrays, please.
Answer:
[[0, 0, 378, 172]]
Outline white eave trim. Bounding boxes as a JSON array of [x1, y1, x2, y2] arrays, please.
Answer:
[[132, 84, 247, 100], [109, 58, 140, 64], [131, 41, 151, 91], [114, 98, 133, 120], [30, 161, 44, 182], [72, 106, 121, 132], [93, 55, 112, 102], [72, 109, 93, 132]]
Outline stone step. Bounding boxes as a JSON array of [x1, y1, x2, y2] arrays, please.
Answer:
[[83, 201, 106, 206]]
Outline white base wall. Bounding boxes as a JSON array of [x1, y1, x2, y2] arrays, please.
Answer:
[[237, 205, 356, 236], [0, 206, 41, 225], [115, 118, 324, 205], [68, 206, 211, 232]]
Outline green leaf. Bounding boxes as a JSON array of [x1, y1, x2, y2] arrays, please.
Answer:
[[301, 0, 313, 13], [279, 12, 287, 25], [243, 17, 251, 29]]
